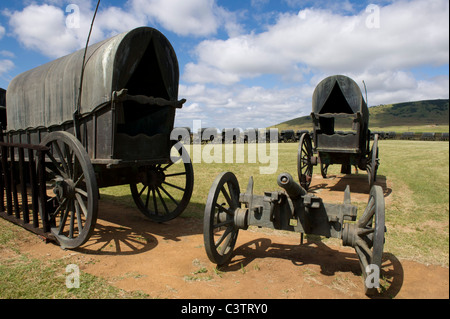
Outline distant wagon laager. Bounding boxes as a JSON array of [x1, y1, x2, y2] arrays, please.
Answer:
[[1, 27, 193, 249]]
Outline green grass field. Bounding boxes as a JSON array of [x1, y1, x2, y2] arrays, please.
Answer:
[[1, 139, 448, 298], [101, 140, 450, 266]]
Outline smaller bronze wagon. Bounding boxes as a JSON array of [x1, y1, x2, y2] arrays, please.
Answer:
[[1, 27, 193, 249], [297, 75, 379, 190]]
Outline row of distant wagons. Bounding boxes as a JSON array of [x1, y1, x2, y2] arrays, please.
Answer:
[[0, 25, 397, 295], [172, 127, 307, 144], [172, 127, 449, 144]]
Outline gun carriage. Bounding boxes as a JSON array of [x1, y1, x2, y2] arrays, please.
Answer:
[[203, 171, 386, 295], [0, 27, 193, 249], [297, 75, 380, 190]]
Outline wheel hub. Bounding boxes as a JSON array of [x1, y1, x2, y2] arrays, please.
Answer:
[[53, 176, 76, 201], [141, 169, 165, 188]]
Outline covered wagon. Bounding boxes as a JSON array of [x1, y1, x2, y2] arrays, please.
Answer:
[[297, 75, 379, 189], [1, 27, 193, 249]]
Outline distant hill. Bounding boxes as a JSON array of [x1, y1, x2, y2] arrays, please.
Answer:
[[272, 99, 449, 133]]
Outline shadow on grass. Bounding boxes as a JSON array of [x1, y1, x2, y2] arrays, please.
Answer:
[[309, 173, 392, 198]]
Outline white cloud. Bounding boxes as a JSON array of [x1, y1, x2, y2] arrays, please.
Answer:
[[131, 0, 219, 36], [177, 83, 313, 129], [6, 0, 242, 59], [184, 0, 449, 85], [7, 4, 87, 58], [0, 59, 14, 77]]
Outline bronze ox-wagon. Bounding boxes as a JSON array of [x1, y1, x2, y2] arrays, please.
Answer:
[[297, 75, 379, 190], [0, 27, 193, 249]]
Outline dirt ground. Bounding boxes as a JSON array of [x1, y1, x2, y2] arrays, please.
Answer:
[[17, 174, 449, 299]]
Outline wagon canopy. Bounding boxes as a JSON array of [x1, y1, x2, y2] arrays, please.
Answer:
[[6, 27, 179, 131], [311, 75, 368, 122]]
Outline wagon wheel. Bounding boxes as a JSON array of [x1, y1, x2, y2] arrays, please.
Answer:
[[130, 143, 193, 223], [320, 163, 329, 178], [353, 185, 385, 295], [367, 134, 379, 188], [203, 172, 241, 266], [297, 133, 313, 190], [40, 131, 98, 249]]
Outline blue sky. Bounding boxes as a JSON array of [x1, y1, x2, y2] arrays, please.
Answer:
[[0, 0, 448, 129]]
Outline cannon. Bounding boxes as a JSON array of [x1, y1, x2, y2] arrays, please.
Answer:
[[0, 27, 193, 249], [203, 171, 386, 295], [297, 75, 379, 190]]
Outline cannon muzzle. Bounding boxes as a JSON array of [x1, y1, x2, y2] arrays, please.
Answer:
[[277, 173, 307, 200]]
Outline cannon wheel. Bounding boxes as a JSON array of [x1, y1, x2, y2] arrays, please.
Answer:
[[203, 172, 241, 266], [297, 133, 313, 190], [367, 134, 379, 188], [40, 131, 98, 249], [354, 185, 385, 295], [130, 143, 193, 223]]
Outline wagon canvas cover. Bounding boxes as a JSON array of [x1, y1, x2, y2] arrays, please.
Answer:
[[311, 75, 368, 123], [6, 27, 179, 131]]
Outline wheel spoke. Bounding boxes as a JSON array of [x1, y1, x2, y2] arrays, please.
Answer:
[[139, 184, 148, 197], [53, 141, 72, 178], [64, 143, 74, 178], [214, 219, 234, 228], [358, 196, 375, 228], [58, 202, 70, 235], [155, 187, 169, 215], [220, 185, 233, 207], [75, 187, 88, 198], [144, 186, 151, 208], [159, 184, 179, 206], [69, 201, 75, 239], [215, 226, 233, 248], [75, 193, 88, 218], [73, 173, 85, 188], [75, 200, 84, 233], [215, 203, 234, 216], [46, 152, 67, 178], [162, 181, 185, 192], [152, 188, 158, 214], [165, 172, 187, 177]]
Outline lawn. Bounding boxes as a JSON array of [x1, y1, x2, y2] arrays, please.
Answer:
[[101, 140, 449, 266], [1, 139, 448, 298]]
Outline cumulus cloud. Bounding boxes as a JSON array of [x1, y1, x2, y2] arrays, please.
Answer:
[[131, 0, 218, 36], [184, 0, 449, 85], [175, 0, 449, 128], [6, 0, 242, 59], [0, 59, 14, 78], [177, 83, 313, 129]]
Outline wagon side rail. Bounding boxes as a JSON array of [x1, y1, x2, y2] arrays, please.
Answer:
[[0, 140, 55, 241]]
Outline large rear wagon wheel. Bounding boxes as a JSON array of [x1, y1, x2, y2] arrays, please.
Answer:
[[40, 131, 98, 249], [130, 143, 193, 223]]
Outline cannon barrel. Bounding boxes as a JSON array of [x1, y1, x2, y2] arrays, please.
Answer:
[[277, 172, 307, 200]]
